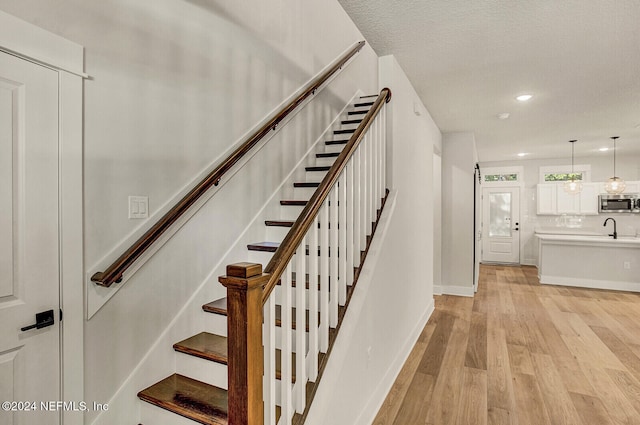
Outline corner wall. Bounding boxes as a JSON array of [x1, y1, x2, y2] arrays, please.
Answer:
[[441, 132, 477, 295], [306, 54, 440, 424]]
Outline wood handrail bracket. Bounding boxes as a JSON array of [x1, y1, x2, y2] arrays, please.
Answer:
[[91, 40, 366, 287], [262, 87, 392, 303]]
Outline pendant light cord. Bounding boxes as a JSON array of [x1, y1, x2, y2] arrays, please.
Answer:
[[611, 136, 619, 178]]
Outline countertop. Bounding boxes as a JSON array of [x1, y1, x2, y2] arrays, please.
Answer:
[[535, 232, 640, 246]]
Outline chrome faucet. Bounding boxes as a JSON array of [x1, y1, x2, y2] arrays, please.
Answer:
[[603, 217, 617, 239]]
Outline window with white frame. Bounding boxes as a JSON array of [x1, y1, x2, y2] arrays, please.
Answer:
[[539, 165, 591, 183], [481, 166, 523, 186]]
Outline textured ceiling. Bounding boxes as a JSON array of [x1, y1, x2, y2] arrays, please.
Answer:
[[338, 0, 640, 162]]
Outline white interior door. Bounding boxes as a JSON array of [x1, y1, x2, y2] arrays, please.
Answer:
[[482, 187, 520, 264], [0, 52, 60, 425]]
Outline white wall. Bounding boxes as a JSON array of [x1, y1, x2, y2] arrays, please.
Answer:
[[481, 154, 640, 265], [441, 132, 477, 295], [306, 54, 440, 424], [433, 152, 442, 288], [0, 1, 378, 422]]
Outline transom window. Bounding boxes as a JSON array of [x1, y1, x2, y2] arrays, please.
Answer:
[[481, 166, 523, 187], [543, 172, 583, 182], [485, 173, 518, 182], [539, 165, 591, 184]]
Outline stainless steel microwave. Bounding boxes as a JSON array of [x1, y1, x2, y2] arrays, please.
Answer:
[[598, 194, 640, 213]]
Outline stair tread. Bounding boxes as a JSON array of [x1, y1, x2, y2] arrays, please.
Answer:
[[354, 101, 374, 107], [333, 129, 356, 134], [360, 94, 377, 98], [170, 329, 297, 382], [280, 200, 307, 206], [138, 374, 228, 425], [316, 152, 340, 158], [341, 119, 362, 125], [293, 182, 320, 188], [306, 165, 331, 171], [265, 220, 295, 227], [202, 298, 227, 316], [173, 332, 227, 364], [347, 110, 367, 115], [247, 241, 279, 252]]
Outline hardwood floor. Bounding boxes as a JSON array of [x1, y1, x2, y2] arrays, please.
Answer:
[[373, 264, 640, 425]]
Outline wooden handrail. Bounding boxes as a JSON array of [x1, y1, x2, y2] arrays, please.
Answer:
[[262, 87, 392, 303], [91, 41, 366, 287]]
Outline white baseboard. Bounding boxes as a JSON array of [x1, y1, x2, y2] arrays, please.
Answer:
[[434, 284, 474, 297], [539, 275, 640, 293]]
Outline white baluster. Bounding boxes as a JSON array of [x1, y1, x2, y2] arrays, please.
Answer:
[[307, 216, 319, 380], [263, 294, 276, 425], [360, 139, 368, 249], [373, 115, 379, 213], [377, 114, 383, 209], [382, 105, 387, 197], [295, 238, 306, 412], [338, 171, 347, 304], [319, 201, 329, 352], [329, 185, 339, 327], [353, 149, 362, 267], [280, 263, 293, 423], [345, 160, 354, 286], [368, 127, 374, 234]]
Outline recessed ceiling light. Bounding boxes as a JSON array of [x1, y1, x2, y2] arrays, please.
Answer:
[[517, 153, 528, 157], [516, 94, 533, 102], [497, 112, 510, 120], [599, 147, 609, 152]]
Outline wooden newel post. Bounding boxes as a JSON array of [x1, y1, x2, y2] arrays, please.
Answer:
[[219, 262, 269, 425]]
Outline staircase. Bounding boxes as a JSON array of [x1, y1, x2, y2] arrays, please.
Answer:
[[137, 94, 388, 425]]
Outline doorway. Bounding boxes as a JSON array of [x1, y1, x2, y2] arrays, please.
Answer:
[[0, 51, 61, 424], [481, 186, 520, 264]]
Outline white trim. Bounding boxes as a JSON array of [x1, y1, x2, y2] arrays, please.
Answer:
[[0, 11, 85, 425], [435, 284, 475, 297], [539, 275, 640, 293], [0, 10, 87, 78]]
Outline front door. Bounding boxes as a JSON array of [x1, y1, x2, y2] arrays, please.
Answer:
[[0, 52, 61, 425], [482, 187, 520, 264]]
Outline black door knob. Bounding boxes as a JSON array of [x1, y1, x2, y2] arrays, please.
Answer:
[[21, 309, 54, 332]]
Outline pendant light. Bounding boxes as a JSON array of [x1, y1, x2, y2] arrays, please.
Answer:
[[563, 140, 582, 194], [604, 136, 626, 194]]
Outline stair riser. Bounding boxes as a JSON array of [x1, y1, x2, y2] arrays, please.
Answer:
[[175, 352, 228, 390], [306, 170, 328, 182], [266, 225, 290, 242], [204, 311, 228, 337], [323, 143, 345, 154], [293, 186, 317, 199], [279, 204, 305, 221], [314, 157, 337, 167]]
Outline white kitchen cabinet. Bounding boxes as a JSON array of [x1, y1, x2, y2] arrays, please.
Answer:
[[578, 183, 599, 214], [537, 184, 557, 215], [623, 181, 640, 193], [536, 182, 599, 215]]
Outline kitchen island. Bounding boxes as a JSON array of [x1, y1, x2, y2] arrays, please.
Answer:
[[536, 233, 640, 292]]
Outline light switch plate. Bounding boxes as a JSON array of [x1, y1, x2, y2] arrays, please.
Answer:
[[128, 196, 149, 219]]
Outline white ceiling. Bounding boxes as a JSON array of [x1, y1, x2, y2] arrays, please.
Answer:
[[338, 0, 640, 162]]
